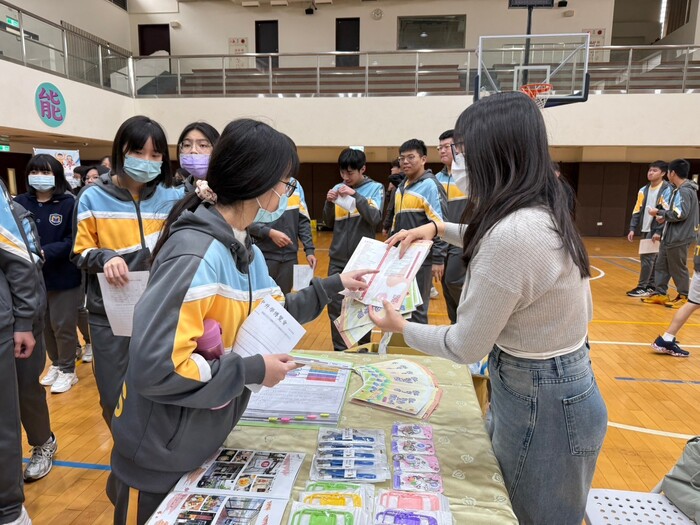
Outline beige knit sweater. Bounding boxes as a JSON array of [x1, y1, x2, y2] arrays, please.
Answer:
[[403, 207, 593, 363]]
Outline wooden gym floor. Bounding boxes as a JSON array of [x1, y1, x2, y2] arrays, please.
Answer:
[[20, 233, 700, 524]]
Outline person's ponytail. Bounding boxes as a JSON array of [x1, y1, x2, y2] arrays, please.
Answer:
[[152, 191, 201, 261]]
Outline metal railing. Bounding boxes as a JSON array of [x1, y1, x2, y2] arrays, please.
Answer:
[[3, 0, 700, 98], [0, 0, 131, 95]]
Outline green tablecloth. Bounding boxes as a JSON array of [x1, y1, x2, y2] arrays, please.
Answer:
[[223, 352, 518, 524]]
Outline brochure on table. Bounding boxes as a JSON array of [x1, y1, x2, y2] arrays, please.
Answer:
[[240, 361, 352, 428], [147, 448, 304, 525]]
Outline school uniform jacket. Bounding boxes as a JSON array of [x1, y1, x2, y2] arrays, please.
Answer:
[[71, 174, 184, 318], [628, 180, 671, 236], [0, 180, 44, 339], [249, 179, 315, 262], [110, 203, 343, 493], [323, 177, 384, 265], [15, 192, 81, 291], [436, 168, 467, 258], [391, 170, 449, 265], [657, 180, 700, 247]]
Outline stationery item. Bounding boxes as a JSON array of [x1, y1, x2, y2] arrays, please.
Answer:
[[292, 264, 314, 291], [172, 448, 304, 499], [374, 508, 454, 525], [393, 455, 440, 474], [145, 493, 287, 525], [97, 270, 149, 337], [341, 237, 432, 308], [299, 482, 375, 516], [392, 424, 433, 441], [350, 360, 442, 420], [639, 238, 660, 255], [301, 492, 363, 508], [391, 439, 436, 456], [311, 466, 390, 482], [377, 490, 448, 512], [318, 428, 385, 445], [305, 482, 362, 492], [317, 450, 381, 460], [392, 473, 444, 493], [241, 364, 351, 427], [287, 503, 364, 525]]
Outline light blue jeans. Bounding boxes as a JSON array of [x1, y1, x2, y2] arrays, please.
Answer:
[[488, 342, 607, 525]]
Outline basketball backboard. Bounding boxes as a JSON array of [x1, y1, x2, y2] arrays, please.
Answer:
[[475, 33, 590, 108]]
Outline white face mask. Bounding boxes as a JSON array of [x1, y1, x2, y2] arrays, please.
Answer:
[[451, 153, 469, 194]]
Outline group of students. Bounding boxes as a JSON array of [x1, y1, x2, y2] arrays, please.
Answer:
[[3, 91, 606, 525], [625, 158, 699, 357]]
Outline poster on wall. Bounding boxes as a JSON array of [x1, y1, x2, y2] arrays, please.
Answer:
[[582, 28, 606, 62], [33, 148, 81, 189], [228, 37, 251, 69]]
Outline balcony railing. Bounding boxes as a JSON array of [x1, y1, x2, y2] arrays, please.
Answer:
[[3, 0, 700, 99]]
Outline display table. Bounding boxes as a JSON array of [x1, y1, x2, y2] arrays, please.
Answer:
[[223, 352, 518, 524]]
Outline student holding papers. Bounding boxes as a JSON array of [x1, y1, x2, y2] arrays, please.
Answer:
[[109, 119, 374, 525], [71, 116, 185, 427], [370, 93, 607, 525], [323, 148, 384, 351]]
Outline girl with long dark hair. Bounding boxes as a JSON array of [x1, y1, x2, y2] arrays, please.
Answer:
[[108, 119, 373, 524], [371, 92, 607, 525]]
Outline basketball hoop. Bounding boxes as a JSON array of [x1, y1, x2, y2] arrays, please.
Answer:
[[520, 83, 552, 109]]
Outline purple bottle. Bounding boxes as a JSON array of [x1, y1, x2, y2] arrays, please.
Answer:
[[195, 319, 229, 409], [195, 319, 224, 360]]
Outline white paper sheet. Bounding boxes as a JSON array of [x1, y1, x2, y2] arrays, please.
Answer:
[[97, 271, 150, 337], [292, 264, 314, 291], [639, 238, 660, 255], [232, 295, 306, 392], [334, 194, 357, 212]]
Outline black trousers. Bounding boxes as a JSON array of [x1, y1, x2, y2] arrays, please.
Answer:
[[108, 472, 168, 525]]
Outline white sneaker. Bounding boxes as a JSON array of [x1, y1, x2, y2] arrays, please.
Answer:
[[82, 343, 93, 363], [40, 366, 60, 386], [50, 371, 78, 394], [24, 433, 57, 482], [7, 506, 32, 524]]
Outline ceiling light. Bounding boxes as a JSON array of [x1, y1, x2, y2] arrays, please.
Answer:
[[241, 1, 260, 6], [270, 0, 288, 5], [420, 31, 428, 38]]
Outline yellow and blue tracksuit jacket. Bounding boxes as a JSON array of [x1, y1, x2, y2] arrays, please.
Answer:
[[657, 180, 700, 246], [435, 167, 467, 223], [392, 170, 448, 265], [0, 180, 44, 337], [71, 174, 184, 317], [322, 177, 384, 265], [249, 178, 315, 262], [628, 180, 671, 236], [109, 203, 343, 493]]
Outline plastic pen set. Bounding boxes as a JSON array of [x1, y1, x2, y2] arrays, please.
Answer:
[[311, 429, 390, 483], [285, 482, 454, 524]]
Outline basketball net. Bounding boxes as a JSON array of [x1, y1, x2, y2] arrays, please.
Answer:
[[520, 83, 552, 110]]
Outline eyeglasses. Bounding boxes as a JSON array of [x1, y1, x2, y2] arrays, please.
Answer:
[[450, 142, 465, 159], [398, 154, 421, 164], [436, 143, 454, 152], [280, 178, 297, 197], [179, 140, 213, 153]]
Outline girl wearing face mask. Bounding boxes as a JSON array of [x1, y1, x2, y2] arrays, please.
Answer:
[[108, 119, 374, 524], [71, 115, 185, 428], [176, 121, 220, 184], [16, 155, 83, 396]]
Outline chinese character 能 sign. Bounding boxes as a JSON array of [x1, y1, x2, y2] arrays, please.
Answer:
[[35, 82, 66, 128]]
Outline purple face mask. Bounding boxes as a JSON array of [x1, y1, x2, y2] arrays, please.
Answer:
[[180, 154, 210, 179]]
